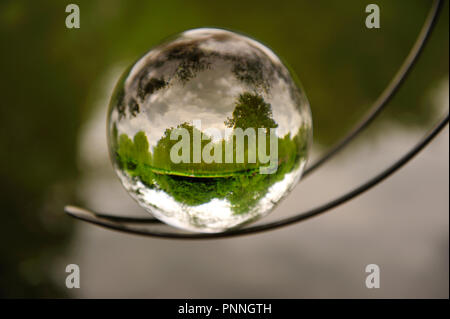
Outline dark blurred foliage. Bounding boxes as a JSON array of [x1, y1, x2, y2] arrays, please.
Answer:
[[0, 0, 447, 297]]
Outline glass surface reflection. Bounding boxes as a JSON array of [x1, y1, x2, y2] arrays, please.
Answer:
[[107, 28, 312, 232]]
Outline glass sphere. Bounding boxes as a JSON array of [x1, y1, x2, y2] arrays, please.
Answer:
[[107, 28, 312, 233]]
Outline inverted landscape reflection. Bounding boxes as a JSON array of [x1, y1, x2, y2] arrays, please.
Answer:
[[107, 28, 312, 232]]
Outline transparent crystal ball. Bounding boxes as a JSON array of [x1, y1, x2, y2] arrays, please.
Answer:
[[107, 28, 312, 233]]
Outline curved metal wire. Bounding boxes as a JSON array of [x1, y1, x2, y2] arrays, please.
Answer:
[[66, 113, 449, 238], [303, 0, 442, 177], [65, 0, 447, 239]]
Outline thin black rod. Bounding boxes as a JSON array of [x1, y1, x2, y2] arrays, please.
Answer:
[[65, 112, 449, 239], [66, 0, 443, 226], [90, 212, 160, 224], [64, 0, 446, 238], [303, 0, 442, 177]]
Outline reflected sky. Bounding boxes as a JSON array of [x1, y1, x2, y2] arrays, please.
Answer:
[[110, 28, 311, 150]]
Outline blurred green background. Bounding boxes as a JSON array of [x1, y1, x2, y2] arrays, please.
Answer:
[[0, 0, 448, 297]]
